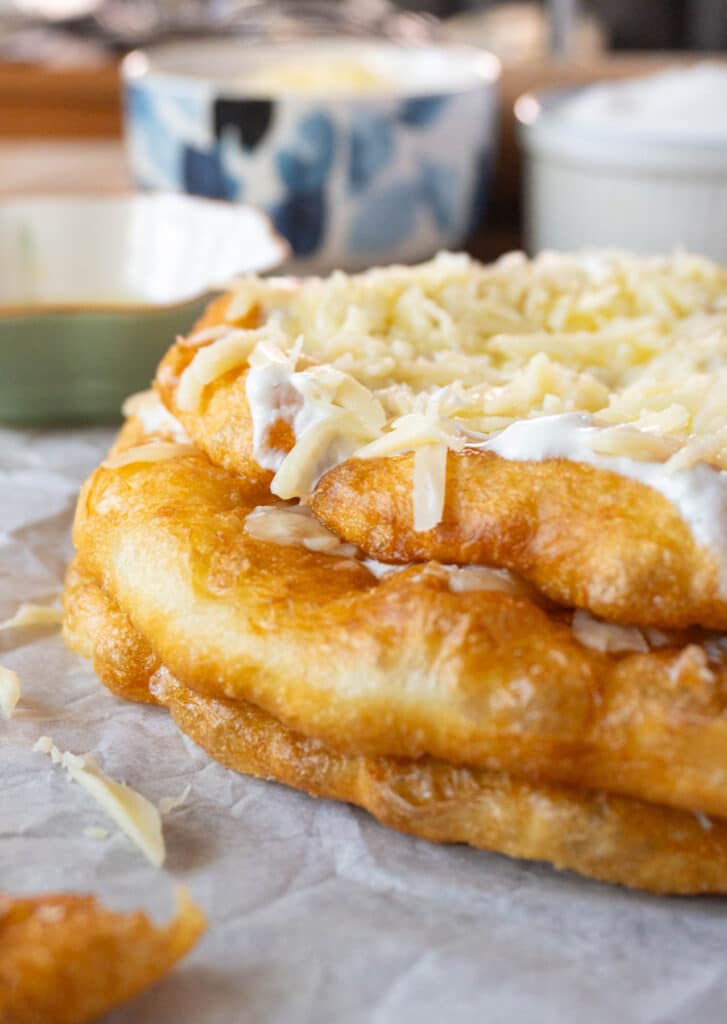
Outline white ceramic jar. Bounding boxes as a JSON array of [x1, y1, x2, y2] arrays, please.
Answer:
[[517, 65, 727, 259]]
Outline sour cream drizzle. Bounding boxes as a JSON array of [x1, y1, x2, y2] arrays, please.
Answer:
[[122, 391, 190, 444], [245, 362, 334, 472], [481, 413, 727, 592], [178, 326, 727, 587]]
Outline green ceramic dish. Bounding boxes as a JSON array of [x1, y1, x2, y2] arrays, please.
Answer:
[[1, 300, 211, 425], [0, 194, 288, 425]]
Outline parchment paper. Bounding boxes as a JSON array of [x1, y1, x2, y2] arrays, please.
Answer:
[[2, 424, 727, 1024]]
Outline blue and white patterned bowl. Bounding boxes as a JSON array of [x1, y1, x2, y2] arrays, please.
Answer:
[[121, 38, 500, 272]]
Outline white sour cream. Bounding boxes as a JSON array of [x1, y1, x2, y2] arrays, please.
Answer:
[[245, 362, 329, 472], [122, 391, 190, 444], [482, 413, 727, 592]]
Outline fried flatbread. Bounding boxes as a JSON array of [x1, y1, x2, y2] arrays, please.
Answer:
[[0, 889, 204, 1024], [154, 270, 727, 631], [310, 448, 726, 629], [70, 437, 727, 819], [63, 560, 727, 894]]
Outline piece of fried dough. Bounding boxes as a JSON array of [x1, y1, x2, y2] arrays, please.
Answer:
[[155, 278, 727, 632], [71, 439, 727, 819], [155, 296, 274, 491], [63, 561, 727, 894], [310, 448, 726, 629], [0, 889, 204, 1024]]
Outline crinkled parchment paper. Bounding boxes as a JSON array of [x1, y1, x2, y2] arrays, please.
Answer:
[[2, 425, 727, 1024]]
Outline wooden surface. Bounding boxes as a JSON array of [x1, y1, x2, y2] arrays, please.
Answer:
[[0, 64, 122, 137]]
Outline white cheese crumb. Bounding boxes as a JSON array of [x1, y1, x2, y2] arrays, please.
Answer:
[[412, 443, 448, 533], [0, 665, 21, 719], [571, 610, 649, 654], [0, 602, 63, 631], [159, 783, 192, 815], [694, 810, 713, 832], [102, 441, 197, 469], [34, 737, 165, 867], [83, 826, 110, 840], [37, 904, 66, 923]]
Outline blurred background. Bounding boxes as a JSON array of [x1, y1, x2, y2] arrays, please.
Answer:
[[2, 0, 727, 259], [3, 0, 727, 422]]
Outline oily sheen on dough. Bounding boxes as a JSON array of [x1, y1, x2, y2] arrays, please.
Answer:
[[70, 432, 727, 820], [155, 284, 727, 632], [63, 560, 727, 895], [0, 889, 204, 1024]]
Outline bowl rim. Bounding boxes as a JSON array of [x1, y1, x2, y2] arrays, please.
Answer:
[[0, 293, 212, 319], [0, 192, 290, 316], [121, 38, 501, 100], [515, 84, 727, 167]]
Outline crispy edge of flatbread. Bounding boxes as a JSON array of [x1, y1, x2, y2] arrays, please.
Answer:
[[156, 292, 727, 631], [71, 442, 727, 820], [0, 888, 204, 1024], [64, 560, 727, 895]]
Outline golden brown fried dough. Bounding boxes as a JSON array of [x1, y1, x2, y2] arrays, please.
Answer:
[[63, 558, 159, 704], [63, 564, 727, 894], [0, 889, 204, 1024], [70, 443, 727, 819], [155, 299, 727, 631], [310, 449, 726, 630], [156, 672, 727, 895], [155, 297, 273, 490]]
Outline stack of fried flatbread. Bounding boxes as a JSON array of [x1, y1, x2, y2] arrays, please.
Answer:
[[64, 252, 727, 893]]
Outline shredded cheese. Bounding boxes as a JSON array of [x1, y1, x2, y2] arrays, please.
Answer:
[[244, 505, 359, 557], [122, 390, 190, 442], [177, 325, 290, 410], [158, 783, 192, 815], [179, 250, 727, 527], [695, 811, 713, 832], [445, 565, 536, 598], [0, 603, 63, 631], [83, 826, 110, 840], [0, 665, 20, 719], [412, 443, 448, 533], [102, 442, 198, 469], [33, 737, 165, 867], [571, 610, 650, 654], [243, 504, 545, 599], [179, 323, 232, 348]]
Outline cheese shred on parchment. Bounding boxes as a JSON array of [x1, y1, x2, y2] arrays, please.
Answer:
[[0, 603, 63, 631], [0, 666, 21, 720], [33, 736, 165, 867]]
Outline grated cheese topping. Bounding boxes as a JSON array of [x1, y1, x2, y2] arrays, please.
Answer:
[[102, 441, 198, 469], [158, 783, 192, 816], [571, 610, 650, 654], [244, 504, 359, 557], [180, 250, 727, 535], [83, 826, 110, 840], [243, 504, 542, 600], [33, 736, 165, 867], [0, 602, 63, 631], [412, 443, 448, 533], [0, 665, 20, 719], [122, 390, 190, 443]]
